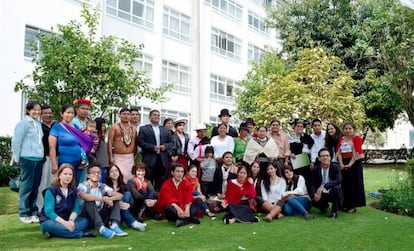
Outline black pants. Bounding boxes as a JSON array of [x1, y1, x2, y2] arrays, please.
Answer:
[[80, 200, 121, 229], [150, 155, 166, 191], [164, 198, 203, 222], [312, 186, 343, 213]]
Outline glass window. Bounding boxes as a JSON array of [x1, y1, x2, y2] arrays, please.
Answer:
[[162, 60, 191, 94], [210, 74, 239, 102], [248, 11, 268, 35], [163, 6, 190, 42], [205, 0, 242, 22], [210, 27, 241, 60], [106, 0, 154, 29], [24, 26, 51, 59]]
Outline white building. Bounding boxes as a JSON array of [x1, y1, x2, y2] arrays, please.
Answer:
[[0, 0, 280, 136]]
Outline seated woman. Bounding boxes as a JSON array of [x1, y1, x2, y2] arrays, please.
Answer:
[[105, 164, 147, 231], [213, 151, 238, 199], [222, 163, 258, 224], [127, 162, 161, 222], [261, 162, 286, 222], [282, 165, 314, 220], [185, 165, 215, 217], [249, 160, 264, 209], [156, 163, 203, 227], [39, 164, 90, 239]]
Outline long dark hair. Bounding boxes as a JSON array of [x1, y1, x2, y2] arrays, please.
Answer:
[[283, 165, 299, 191], [105, 164, 127, 194], [95, 117, 106, 140], [262, 162, 281, 192], [324, 122, 343, 157]]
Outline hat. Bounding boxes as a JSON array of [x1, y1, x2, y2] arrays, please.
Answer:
[[174, 118, 187, 127], [193, 123, 207, 131], [239, 122, 248, 131], [218, 108, 232, 118], [73, 99, 92, 107], [245, 118, 256, 126]]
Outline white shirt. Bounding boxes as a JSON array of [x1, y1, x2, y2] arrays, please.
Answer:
[[311, 131, 326, 162], [261, 178, 287, 203], [211, 135, 234, 159]]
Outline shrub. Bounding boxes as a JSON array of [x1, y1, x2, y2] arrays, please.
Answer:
[[379, 170, 414, 217], [0, 137, 17, 186], [407, 159, 414, 188]]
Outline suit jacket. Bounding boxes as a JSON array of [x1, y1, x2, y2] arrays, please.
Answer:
[[310, 162, 342, 199], [211, 125, 239, 138], [169, 132, 189, 157], [138, 124, 171, 168]]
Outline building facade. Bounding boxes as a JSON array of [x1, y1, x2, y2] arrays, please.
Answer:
[[0, 0, 280, 135]]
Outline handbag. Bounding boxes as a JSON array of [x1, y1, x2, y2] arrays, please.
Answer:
[[9, 177, 19, 192]]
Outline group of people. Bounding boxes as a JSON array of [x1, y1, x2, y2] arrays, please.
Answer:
[[12, 101, 366, 239]]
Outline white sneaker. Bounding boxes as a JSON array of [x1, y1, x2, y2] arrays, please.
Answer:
[[31, 215, 40, 223], [19, 216, 32, 224], [131, 221, 146, 231]]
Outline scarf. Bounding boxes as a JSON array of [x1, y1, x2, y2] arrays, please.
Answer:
[[61, 122, 93, 153], [134, 176, 147, 191]]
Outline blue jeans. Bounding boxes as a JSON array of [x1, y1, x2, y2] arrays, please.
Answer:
[[283, 196, 311, 216], [19, 158, 44, 217], [40, 216, 89, 238], [121, 191, 136, 227]]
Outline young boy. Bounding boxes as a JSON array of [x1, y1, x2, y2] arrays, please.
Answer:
[[83, 120, 99, 165], [78, 163, 127, 239]]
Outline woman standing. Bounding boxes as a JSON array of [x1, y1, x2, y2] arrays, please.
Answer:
[[260, 162, 286, 222], [233, 123, 250, 163], [12, 101, 44, 224], [39, 164, 90, 238], [94, 117, 109, 182], [169, 119, 189, 170], [282, 165, 314, 220], [324, 123, 343, 162], [337, 122, 366, 213], [49, 104, 92, 186], [211, 124, 234, 163]]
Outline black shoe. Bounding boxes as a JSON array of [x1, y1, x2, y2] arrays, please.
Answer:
[[176, 219, 190, 227], [82, 231, 96, 238], [153, 213, 163, 221], [190, 217, 200, 224], [43, 231, 51, 239], [304, 212, 315, 221], [328, 212, 337, 219]]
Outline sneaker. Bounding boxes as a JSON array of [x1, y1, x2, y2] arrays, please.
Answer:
[[190, 217, 201, 224], [304, 212, 315, 221], [328, 212, 338, 219], [176, 219, 190, 227], [131, 221, 146, 232], [43, 231, 51, 239], [110, 225, 128, 236], [31, 215, 40, 223], [100, 227, 115, 239], [263, 214, 272, 222], [19, 216, 32, 224]]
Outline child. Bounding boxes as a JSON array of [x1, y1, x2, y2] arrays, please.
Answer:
[[200, 146, 217, 197], [84, 120, 99, 164], [126, 162, 161, 222], [185, 165, 215, 217], [78, 163, 128, 239]]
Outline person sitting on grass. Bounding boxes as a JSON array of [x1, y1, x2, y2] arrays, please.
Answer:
[[185, 164, 215, 217], [127, 162, 161, 222], [78, 163, 127, 239], [105, 164, 147, 231], [40, 163, 91, 239], [260, 162, 286, 222], [155, 163, 203, 227]]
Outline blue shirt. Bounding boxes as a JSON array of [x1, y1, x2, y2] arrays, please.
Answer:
[[50, 123, 82, 164]]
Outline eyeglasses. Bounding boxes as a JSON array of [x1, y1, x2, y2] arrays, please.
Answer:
[[88, 171, 101, 176]]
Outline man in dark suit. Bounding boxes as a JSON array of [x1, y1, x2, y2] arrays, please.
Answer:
[[310, 147, 343, 219], [138, 109, 170, 190], [211, 108, 238, 137]]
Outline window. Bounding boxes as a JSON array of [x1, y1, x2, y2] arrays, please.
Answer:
[[160, 109, 191, 133], [211, 27, 241, 60], [106, 0, 154, 29], [163, 6, 190, 42], [24, 26, 51, 58], [205, 0, 242, 21], [248, 11, 268, 35], [248, 43, 265, 64], [135, 53, 153, 77], [162, 60, 191, 94], [210, 74, 239, 102]]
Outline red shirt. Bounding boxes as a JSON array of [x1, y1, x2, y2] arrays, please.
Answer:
[[225, 179, 256, 204], [156, 178, 194, 214]]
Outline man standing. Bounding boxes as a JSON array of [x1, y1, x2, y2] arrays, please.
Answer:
[[138, 109, 170, 190], [107, 107, 137, 183], [130, 107, 142, 162], [310, 119, 326, 170], [72, 99, 92, 131], [211, 109, 238, 137], [310, 148, 343, 219]]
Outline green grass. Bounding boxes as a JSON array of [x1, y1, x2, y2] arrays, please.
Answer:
[[0, 165, 413, 251]]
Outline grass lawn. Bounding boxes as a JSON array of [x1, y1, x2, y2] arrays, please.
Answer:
[[0, 165, 413, 251]]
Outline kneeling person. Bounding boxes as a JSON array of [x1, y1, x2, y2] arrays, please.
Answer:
[[78, 163, 127, 238]]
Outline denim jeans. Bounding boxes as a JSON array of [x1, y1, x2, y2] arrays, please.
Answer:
[[121, 191, 137, 226], [19, 158, 44, 217], [282, 196, 311, 216], [40, 216, 89, 238]]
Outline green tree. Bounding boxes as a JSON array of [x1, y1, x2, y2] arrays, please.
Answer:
[[235, 50, 290, 120], [15, 4, 169, 119], [266, 0, 405, 130], [254, 47, 365, 128]]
